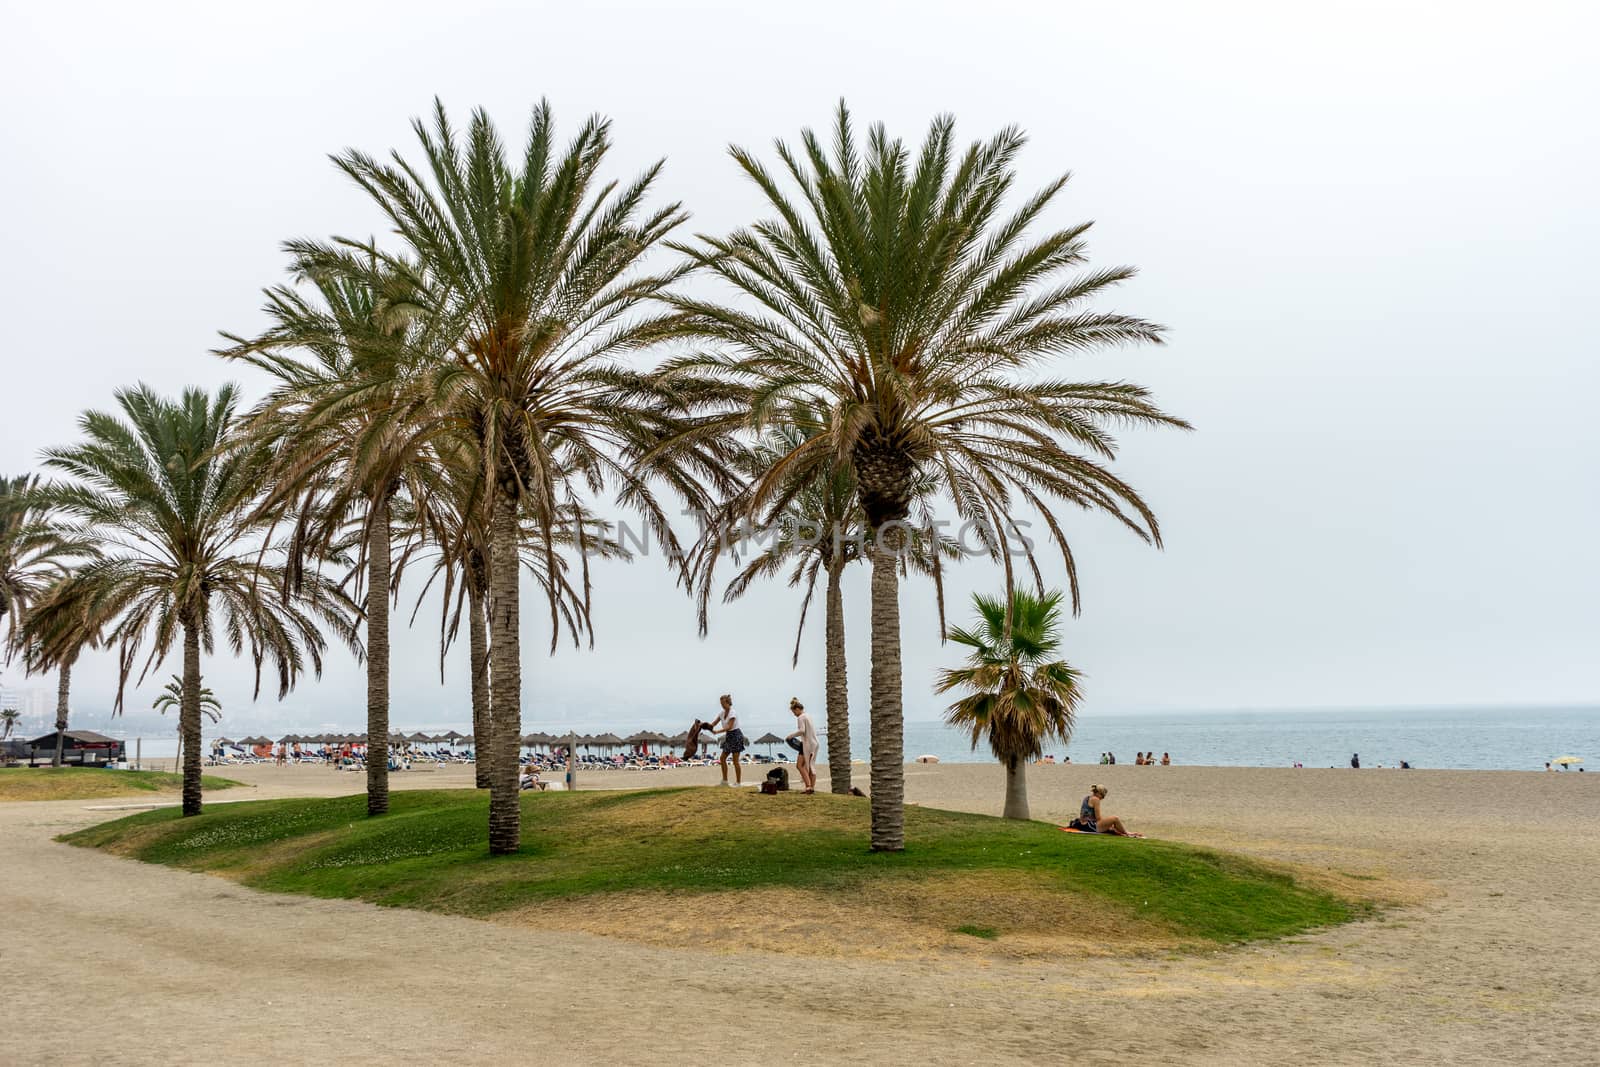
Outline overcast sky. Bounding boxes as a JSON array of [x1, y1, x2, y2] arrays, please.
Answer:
[[2, 1, 1595, 739]]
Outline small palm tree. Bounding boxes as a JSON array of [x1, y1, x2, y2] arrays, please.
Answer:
[[665, 103, 1186, 849], [16, 574, 102, 767], [0, 707, 19, 740], [153, 675, 221, 771], [938, 589, 1083, 820], [152, 675, 222, 719], [33, 385, 360, 815]]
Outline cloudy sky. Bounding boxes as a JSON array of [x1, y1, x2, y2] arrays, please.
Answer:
[[2, 1, 1595, 739]]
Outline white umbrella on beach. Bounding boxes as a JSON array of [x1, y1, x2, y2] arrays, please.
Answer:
[[1552, 755, 1583, 766]]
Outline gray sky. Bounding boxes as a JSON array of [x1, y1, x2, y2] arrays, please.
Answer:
[[2, 1, 1595, 739]]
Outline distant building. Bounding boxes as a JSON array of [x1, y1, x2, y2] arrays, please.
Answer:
[[23, 730, 126, 766]]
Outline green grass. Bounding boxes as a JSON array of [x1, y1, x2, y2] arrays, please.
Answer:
[[954, 924, 1000, 940], [64, 788, 1361, 947], [0, 766, 244, 802]]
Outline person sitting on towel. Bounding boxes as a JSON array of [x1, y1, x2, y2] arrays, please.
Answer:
[[1072, 785, 1138, 836]]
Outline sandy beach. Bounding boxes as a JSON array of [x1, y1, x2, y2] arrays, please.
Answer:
[[3, 762, 1595, 1065]]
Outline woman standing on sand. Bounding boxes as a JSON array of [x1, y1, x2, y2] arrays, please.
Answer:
[[703, 693, 748, 786]]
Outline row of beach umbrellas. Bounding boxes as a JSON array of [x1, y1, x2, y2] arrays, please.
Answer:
[[212, 729, 800, 753], [215, 731, 469, 747]]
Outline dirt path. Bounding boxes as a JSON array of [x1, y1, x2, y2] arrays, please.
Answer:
[[3, 764, 1595, 1065]]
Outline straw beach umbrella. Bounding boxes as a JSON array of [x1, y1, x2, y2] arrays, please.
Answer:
[[754, 732, 784, 755], [1552, 755, 1583, 766]]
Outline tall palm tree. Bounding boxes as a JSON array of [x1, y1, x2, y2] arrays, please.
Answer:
[[411, 440, 629, 791], [313, 99, 723, 853], [664, 103, 1187, 849], [938, 589, 1083, 820], [1, 475, 97, 766], [219, 257, 434, 816], [0, 707, 18, 740], [691, 402, 958, 795], [32, 384, 359, 815]]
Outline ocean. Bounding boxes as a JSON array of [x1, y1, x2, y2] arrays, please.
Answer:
[[104, 705, 1594, 772]]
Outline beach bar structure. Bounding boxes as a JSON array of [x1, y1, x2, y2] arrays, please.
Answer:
[[24, 730, 126, 767]]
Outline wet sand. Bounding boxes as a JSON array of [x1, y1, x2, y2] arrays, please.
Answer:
[[3, 762, 1594, 1064]]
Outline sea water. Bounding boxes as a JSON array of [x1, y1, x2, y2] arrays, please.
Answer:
[[894, 705, 1598, 770], [108, 705, 1595, 772]]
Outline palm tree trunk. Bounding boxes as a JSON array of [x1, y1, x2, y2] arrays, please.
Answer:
[[180, 617, 203, 816], [824, 558, 851, 794], [867, 535, 904, 851], [486, 486, 522, 855], [468, 578, 491, 790], [1002, 756, 1030, 820], [50, 656, 73, 767], [365, 494, 392, 816]]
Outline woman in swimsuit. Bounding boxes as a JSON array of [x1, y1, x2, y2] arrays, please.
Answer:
[[1080, 785, 1136, 836]]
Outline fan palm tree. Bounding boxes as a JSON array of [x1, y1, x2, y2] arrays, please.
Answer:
[[664, 103, 1187, 849], [311, 99, 725, 853], [32, 384, 360, 815], [0, 707, 18, 740], [938, 589, 1082, 820], [219, 256, 435, 816]]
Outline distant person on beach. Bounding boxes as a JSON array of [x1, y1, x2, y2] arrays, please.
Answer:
[[703, 693, 748, 786], [1545, 762, 1553, 772], [786, 698, 818, 794], [1161, 752, 1171, 766], [1108, 752, 1117, 765], [1351, 753, 1360, 769]]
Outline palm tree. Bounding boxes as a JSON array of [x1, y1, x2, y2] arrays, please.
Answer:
[[664, 103, 1187, 849], [691, 402, 957, 795], [153, 674, 222, 718], [313, 99, 721, 853], [219, 257, 434, 816], [1, 707, 19, 740], [33, 384, 359, 815], [153, 674, 221, 771], [938, 589, 1083, 820], [411, 441, 629, 791], [1, 474, 97, 766]]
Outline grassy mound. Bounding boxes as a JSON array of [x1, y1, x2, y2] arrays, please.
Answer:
[[65, 788, 1362, 956], [1, 766, 243, 802]]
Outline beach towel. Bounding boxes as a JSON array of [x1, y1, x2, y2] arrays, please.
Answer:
[[684, 719, 707, 760]]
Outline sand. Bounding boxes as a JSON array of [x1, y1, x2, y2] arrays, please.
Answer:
[[3, 761, 1595, 1065]]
